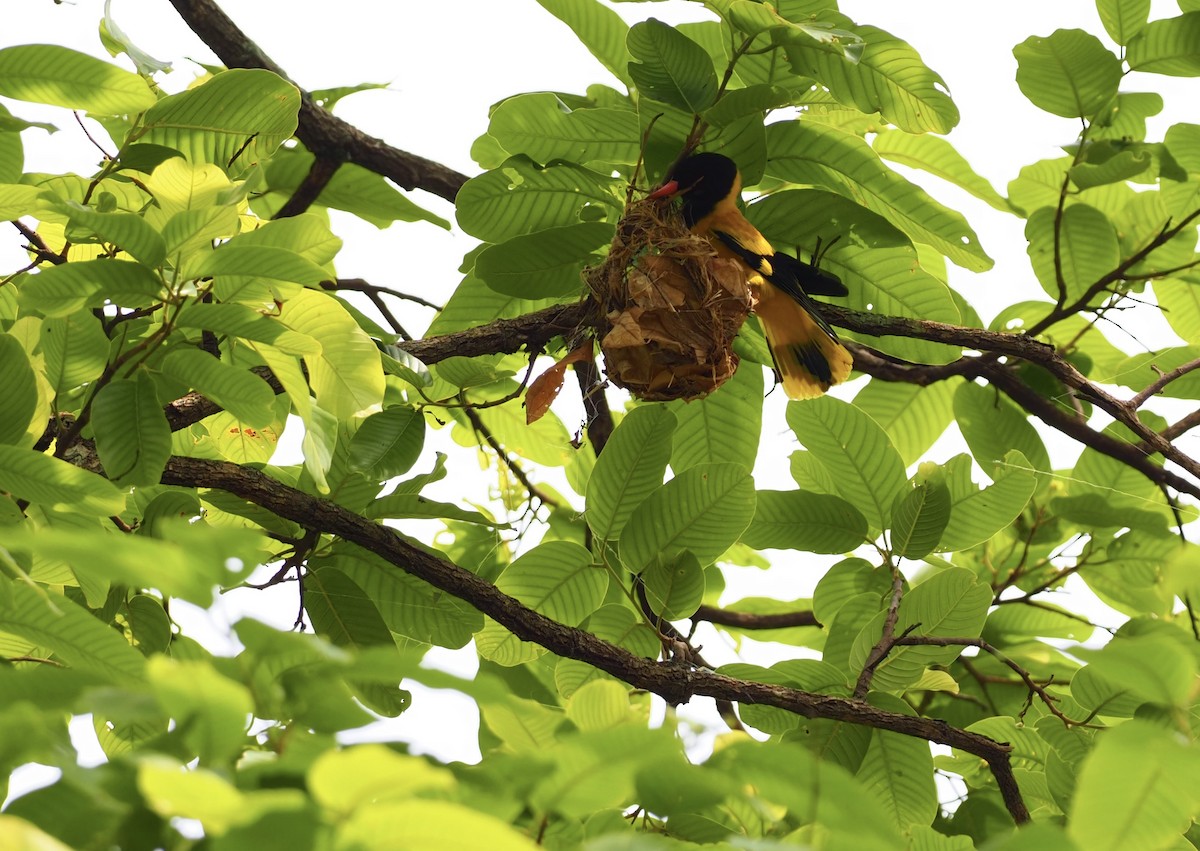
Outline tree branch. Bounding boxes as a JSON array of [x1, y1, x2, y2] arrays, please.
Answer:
[[165, 0, 470, 202], [693, 605, 820, 630], [156, 453, 1029, 824]]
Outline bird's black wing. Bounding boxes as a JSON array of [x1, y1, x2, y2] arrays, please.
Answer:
[[770, 251, 849, 298]]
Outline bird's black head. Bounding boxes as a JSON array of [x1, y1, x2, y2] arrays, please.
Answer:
[[651, 152, 741, 227]]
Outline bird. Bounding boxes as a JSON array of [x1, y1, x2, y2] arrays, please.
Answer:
[[647, 151, 853, 400]]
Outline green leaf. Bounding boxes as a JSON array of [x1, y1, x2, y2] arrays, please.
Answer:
[[175, 302, 321, 357], [813, 558, 892, 626], [642, 551, 705, 619], [455, 157, 621, 243], [0, 334, 38, 446], [889, 478, 951, 560], [852, 378, 957, 466], [148, 656, 255, 764], [58, 202, 166, 267], [618, 463, 756, 571], [938, 452, 1037, 552], [160, 348, 277, 430], [0, 183, 44, 219], [0, 584, 145, 682], [586, 405, 677, 542], [40, 312, 108, 393], [474, 222, 613, 298], [486, 92, 641, 165], [348, 406, 425, 481], [534, 0, 634, 87], [140, 69, 300, 175], [627, 19, 718, 113], [1025, 204, 1119, 304], [983, 602, 1094, 643], [668, 363, 762, 473], [1068, 721, 1200, 851], [277, 288, 385, 420], [1097, 0, 1151, 44], [784, 24, 959, 134], [0, 44, 155, 114], [263, 148, 449, 229], [1127, 13, 1200, 76], [850, 568, 991, 691], [1076, 634, 1196, 708], [953, 381, 1050, 473], [703, 83, 796, 126], [195, 244, 332, 289], [320, 542, 480, 648], [0, 445, 124, 514], [872, 130, 1008, 212], [858, 693, 938, 830], [19, 258, 162, 318], [305, 568, 395, 649], [765, 121, 991, 271], [483, 541, 607, 664], [364, 494, 495, 526], [91, 372, 171, 487], [742, 490, 868, 554], [786, 396, 908, 533], [1013, 29, 1122, 118]]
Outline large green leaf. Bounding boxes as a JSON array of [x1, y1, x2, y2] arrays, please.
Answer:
[[813, 558, 891, 627], [872, 130, 1008, 211], [0, 44, 155, 114], [953, 380, 1050, 473], [1097, 0, 1151, 44], [785, 24, 958, 134], [487, 92, 641, 165], [852, 378, 958, 466], [455, 157, 621, 243], [888, 477, 951, 560], [0, 334, 38, 446], [140, 69, 300, 176], [19, 259, 162, 318], [1069, 721, 1200, 851], [174, 302, 321, 357], [91, 372, 171, 487], [850, 568, 991, 691], [57, 202, 166, 267], [41, 313, 109, 394], [1025, 204, 1119, 304], [1013, 29, 1122, 118], [742, 489, 867, 554], [0, 446, 123, 514], [765, 121, 992, 271], [483, 541, 607, 665], [348, 406, 425, 481], [641, 551, 705, 620], [147, 656, 255, 764], [263, 148, 449, 229], [305, 568, 396, 649], [938, 452, 1037, 553], [160, 348, 277, 430], [786, 396, 908, 534], [668, 363, 762, 473], [276, 288, 386, 420], [1127, 12, 1200, 76], [474, 222, 613, 298], [0, 584, 144, 681], [618, 463, 756, 572], [534, 0, 634, 87], [857, 693, 937, 830], [321, 542, 480, 649], [586, 405, 677, 542], [627, 19, 717, 113]]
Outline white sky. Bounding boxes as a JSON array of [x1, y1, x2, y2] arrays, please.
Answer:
[[3, 0, 1198, 789]]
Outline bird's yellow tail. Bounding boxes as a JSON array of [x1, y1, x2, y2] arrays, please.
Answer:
[[755, 285, 853, 400]]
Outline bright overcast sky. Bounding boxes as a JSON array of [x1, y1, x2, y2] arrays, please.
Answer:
[[3, 0, 1197, 771]]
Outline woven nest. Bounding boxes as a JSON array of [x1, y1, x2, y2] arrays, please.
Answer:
[[585, 198, 752, 402]]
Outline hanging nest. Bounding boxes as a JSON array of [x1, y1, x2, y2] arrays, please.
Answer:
[[584, 197, 752, 402]]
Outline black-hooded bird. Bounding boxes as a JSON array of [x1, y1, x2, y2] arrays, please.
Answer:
[[648, 152, 853, 399]]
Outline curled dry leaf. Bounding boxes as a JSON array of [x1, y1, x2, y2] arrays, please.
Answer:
[[524, 341, 594, 424]]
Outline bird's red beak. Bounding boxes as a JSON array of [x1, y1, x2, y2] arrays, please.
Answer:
[[647, 179, 680, 200]]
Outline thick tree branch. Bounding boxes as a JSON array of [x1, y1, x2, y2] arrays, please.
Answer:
[[273, 155, 341, 219], [156, 454, 1028, 824], [165, 0, 469, 202]]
